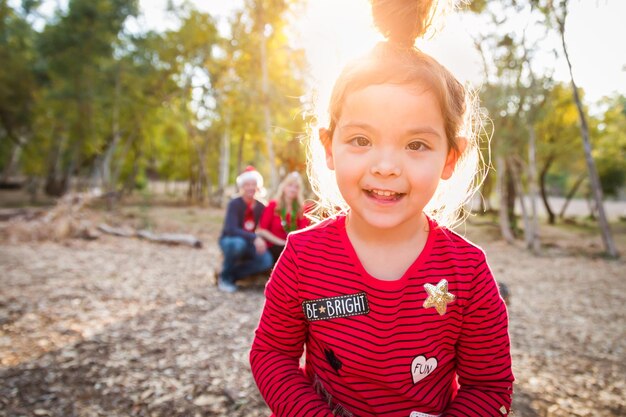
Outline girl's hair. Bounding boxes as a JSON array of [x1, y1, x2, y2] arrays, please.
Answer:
[[273, 172, 306, 212], [307, 0, 487, 228]]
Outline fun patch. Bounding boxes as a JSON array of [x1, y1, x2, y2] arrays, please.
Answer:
[[411, 355, 438, 384], [302, 292, 369, 321]]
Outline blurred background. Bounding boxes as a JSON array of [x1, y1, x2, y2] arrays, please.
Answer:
[[1, 1, 625, 416], [1, 0, 624, 217]]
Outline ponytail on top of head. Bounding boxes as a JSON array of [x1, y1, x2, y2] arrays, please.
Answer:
[[370, 0, 456, 45], [307, 0, 487, 229], [371, 0, 435, 45]]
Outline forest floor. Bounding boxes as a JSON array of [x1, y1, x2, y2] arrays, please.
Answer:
[[0, 199, 625, 417]]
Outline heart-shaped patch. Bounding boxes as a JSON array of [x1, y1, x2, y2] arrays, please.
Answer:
[[411, 355, 438, 384]]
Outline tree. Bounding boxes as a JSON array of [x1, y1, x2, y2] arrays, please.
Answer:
[[469, 1, 550, 250], [594, 95, 626, 198], [221, 0, 308, 193], [158, 7, 221, 202], [0, 1, 38, 181], [94, 29, 181, 196], [533, 82, 584, 222], [547, 0, 618, 257], [34, 0, 139, 196], [3, 0, 309, 203], [469, 0, 620, 257]]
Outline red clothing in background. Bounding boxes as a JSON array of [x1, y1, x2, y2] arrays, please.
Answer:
[[258, 200, 309, 246], [250, 215, 514, 417]]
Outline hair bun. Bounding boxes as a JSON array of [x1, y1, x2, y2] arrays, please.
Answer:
[[371, 0, 436, 45]]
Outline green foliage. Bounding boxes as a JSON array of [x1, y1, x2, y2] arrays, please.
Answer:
[[19, 0, 140, 193], [216, 0, 309, 184], [594, 95, 626, 197], [1, 0, 309, 195], [463, 0, 487, 13], [0, 1, 37, 150], [15, 0, 623, 207], [467, 0, 609, 200], [533, 82, 586, 193]]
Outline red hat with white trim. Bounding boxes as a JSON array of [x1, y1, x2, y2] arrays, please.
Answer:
[[236, 165, 264, 188]]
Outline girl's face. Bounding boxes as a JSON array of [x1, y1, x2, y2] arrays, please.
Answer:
[[322, 83, 460, 234], [283, 180, 300, 201]]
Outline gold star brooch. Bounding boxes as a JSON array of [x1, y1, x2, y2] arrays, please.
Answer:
[[423, 279, 455, 316]]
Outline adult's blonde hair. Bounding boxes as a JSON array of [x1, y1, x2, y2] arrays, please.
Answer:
[[273, 172, 306, 212], [307, 0, 487, 229]]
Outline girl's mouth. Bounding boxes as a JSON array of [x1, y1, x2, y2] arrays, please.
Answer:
[[365, 188, 405, 201]]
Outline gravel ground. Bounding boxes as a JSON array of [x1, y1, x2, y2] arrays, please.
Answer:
[[0, 205, 624, 417]]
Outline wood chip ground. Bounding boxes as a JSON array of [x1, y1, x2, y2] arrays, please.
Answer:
[[1, 206, 624, 416]]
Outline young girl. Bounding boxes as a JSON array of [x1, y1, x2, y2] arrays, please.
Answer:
[[250, 1, 514, 415], [256, 172, 310, 263]]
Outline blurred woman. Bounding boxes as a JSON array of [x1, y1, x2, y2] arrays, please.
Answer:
[[256, 172, 310, 263]]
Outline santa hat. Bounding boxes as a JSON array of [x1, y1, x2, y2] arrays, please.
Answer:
[[236, 165, 264, 189]]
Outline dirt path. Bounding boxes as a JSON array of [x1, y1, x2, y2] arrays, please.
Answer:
[[1, 206, 624, 416]]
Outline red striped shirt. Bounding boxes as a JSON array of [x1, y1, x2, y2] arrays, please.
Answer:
[[250, 215, 513, 417]]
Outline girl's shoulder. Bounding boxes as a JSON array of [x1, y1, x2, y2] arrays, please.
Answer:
[[430, 221, 487, 260], [286, 214, 344, 244]]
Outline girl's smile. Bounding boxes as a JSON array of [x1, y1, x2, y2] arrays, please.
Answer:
[[365, 187, 404, 202]]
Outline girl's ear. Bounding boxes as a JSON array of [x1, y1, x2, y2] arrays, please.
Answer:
[[441, 137, 467, 180], [319, 128, 335, 170]]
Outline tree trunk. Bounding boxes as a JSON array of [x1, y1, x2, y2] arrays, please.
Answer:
[[1, 140, 23, 183], [496, 155, 515, 243], [218, 115, 231, 203], [66, 145, 80, 194], [110, 131, 133, 190], [187, 125, 210, 204], [257, 1, 278, 192], [122, 145, 142, 195], [527, 127, 540, 252], [100, 65, 122, 192], [539, 153, 556, 225], [237, 133, 244, 176], [507, 160, 532, 245], [505, 159, 517, 236], [556, 2, 618, 258], [559, 172, 586, 219], [45, 128, 69, 197]]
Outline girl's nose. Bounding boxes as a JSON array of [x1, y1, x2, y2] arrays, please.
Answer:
[[371, 150, 401, 177]]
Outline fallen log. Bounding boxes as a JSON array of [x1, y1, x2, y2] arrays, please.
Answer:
[[136, 230, 203, 249], [0, 208, 45, 222], [2, 196, 99, 243], [98, 222, 202, 248], [97, 223, 135, 238]]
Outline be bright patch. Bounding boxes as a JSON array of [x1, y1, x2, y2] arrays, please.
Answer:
[[302, 292, 370, 321]]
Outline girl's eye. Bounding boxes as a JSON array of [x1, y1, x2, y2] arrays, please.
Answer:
[[407, 141, 426, 151], [351, 136, 370, 147]]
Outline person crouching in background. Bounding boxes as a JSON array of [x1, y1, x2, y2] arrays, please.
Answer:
[[217, 166, 273, 293]]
